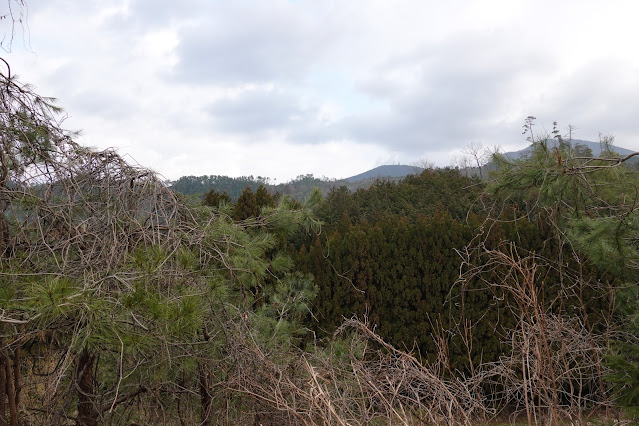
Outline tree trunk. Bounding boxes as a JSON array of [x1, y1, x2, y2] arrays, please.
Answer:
[[11, 340, 19, 416], [0, 325, 18, 426], [199, 363, 212, 426], [0, 214, 9, 258], [3, 357, 16, 426], [0, 345, 6, 426], [76, 349, 98, 426]]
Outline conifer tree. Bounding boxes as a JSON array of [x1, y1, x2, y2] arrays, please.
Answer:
[[202, 188, 231, 207], [234, 186, 260, 220], [0, 67, 325, 423], [255, 184, 275, 209], [483, 124, 639, 417]]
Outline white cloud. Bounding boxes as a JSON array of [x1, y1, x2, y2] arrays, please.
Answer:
[[3, 0, 639, 182]]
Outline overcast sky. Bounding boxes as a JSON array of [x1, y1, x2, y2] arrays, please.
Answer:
[[4, 0, 639, 181]]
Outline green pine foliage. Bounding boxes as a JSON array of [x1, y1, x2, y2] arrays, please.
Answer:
[[202, 188, 232, 207], [4, 193, 322, 422], [233, 186, 260, 220], [488, 134, 639, 414]]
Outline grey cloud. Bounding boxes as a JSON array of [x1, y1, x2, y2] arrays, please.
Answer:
[[207, 88, 316, 136], [287, 30, 552, 152], [189, 25, 564, 154], [201, 24, 638, 153], [219, 42, 638, 157], [28, 0, 96, 19], [286, 122, 345, 145], [540, 59, 639, 142], [171, 2, 341, 85], [104, 0, 203, 32]]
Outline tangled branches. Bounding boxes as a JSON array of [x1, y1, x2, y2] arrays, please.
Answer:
[[0, 69, 258, 424], [456, 239, 617, 424], [483, 312, 611, 423], [0, 70, 188, 274], [217, 315, 490, 425]]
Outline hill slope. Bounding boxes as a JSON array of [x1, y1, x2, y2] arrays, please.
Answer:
[[503, 138, 634, 159], [171, 139, 639, 200], [345, 165, 424, 182]]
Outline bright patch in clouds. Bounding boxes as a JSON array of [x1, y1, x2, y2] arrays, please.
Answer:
[[5, 0, 639, 181]]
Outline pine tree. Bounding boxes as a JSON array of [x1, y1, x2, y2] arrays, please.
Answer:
[[203, 188, 232, 207], [0, 69, 325, 423], [255, 184, 275, 209], [234, 186, 260, 220], [485, 125, 639, 417]]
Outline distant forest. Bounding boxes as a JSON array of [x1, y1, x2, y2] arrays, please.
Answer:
[[170, 172, 404, 201]]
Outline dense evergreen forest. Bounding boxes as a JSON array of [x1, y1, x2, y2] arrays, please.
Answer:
[[171, 171, 411, 202], [171, 173, 343, 201], [3, 64, 639, 425], [200, 153, 637, 424], [208, 168, 614, 376]]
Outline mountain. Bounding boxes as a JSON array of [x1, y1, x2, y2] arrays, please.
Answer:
[[171, 140, 639, 201], [344, 139, 637, 183], [503, 138, 635, 159], [344, 165, 424, 183], [170, 166, 428, 201]]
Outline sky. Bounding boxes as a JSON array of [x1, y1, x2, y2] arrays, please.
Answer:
[[3, 0, 639, 182]]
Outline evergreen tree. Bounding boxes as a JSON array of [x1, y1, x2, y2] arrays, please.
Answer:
[[486, 127, 639, 416], [255, 184, 275, 209], [0, 69, 325, 424], [234, 186, 260, 220], [202, 188, 232, 207]]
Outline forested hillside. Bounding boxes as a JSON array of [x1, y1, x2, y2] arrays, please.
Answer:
[[293, 169, 612, 372], [171, 167, 421, 202], [170, 174, 273, 198], [200, 159, 632, 423], [171, 173, 345, 200], [3, 69, 639, 424], [6, 0, 639, 423]]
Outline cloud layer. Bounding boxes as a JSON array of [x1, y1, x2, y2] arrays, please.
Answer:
[[5, 0, 639, 181]]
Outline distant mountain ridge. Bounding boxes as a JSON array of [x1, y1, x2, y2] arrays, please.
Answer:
[[503, 138, 635, 159], [345, 165, 423, 182], [171, 139, 638, 201]]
